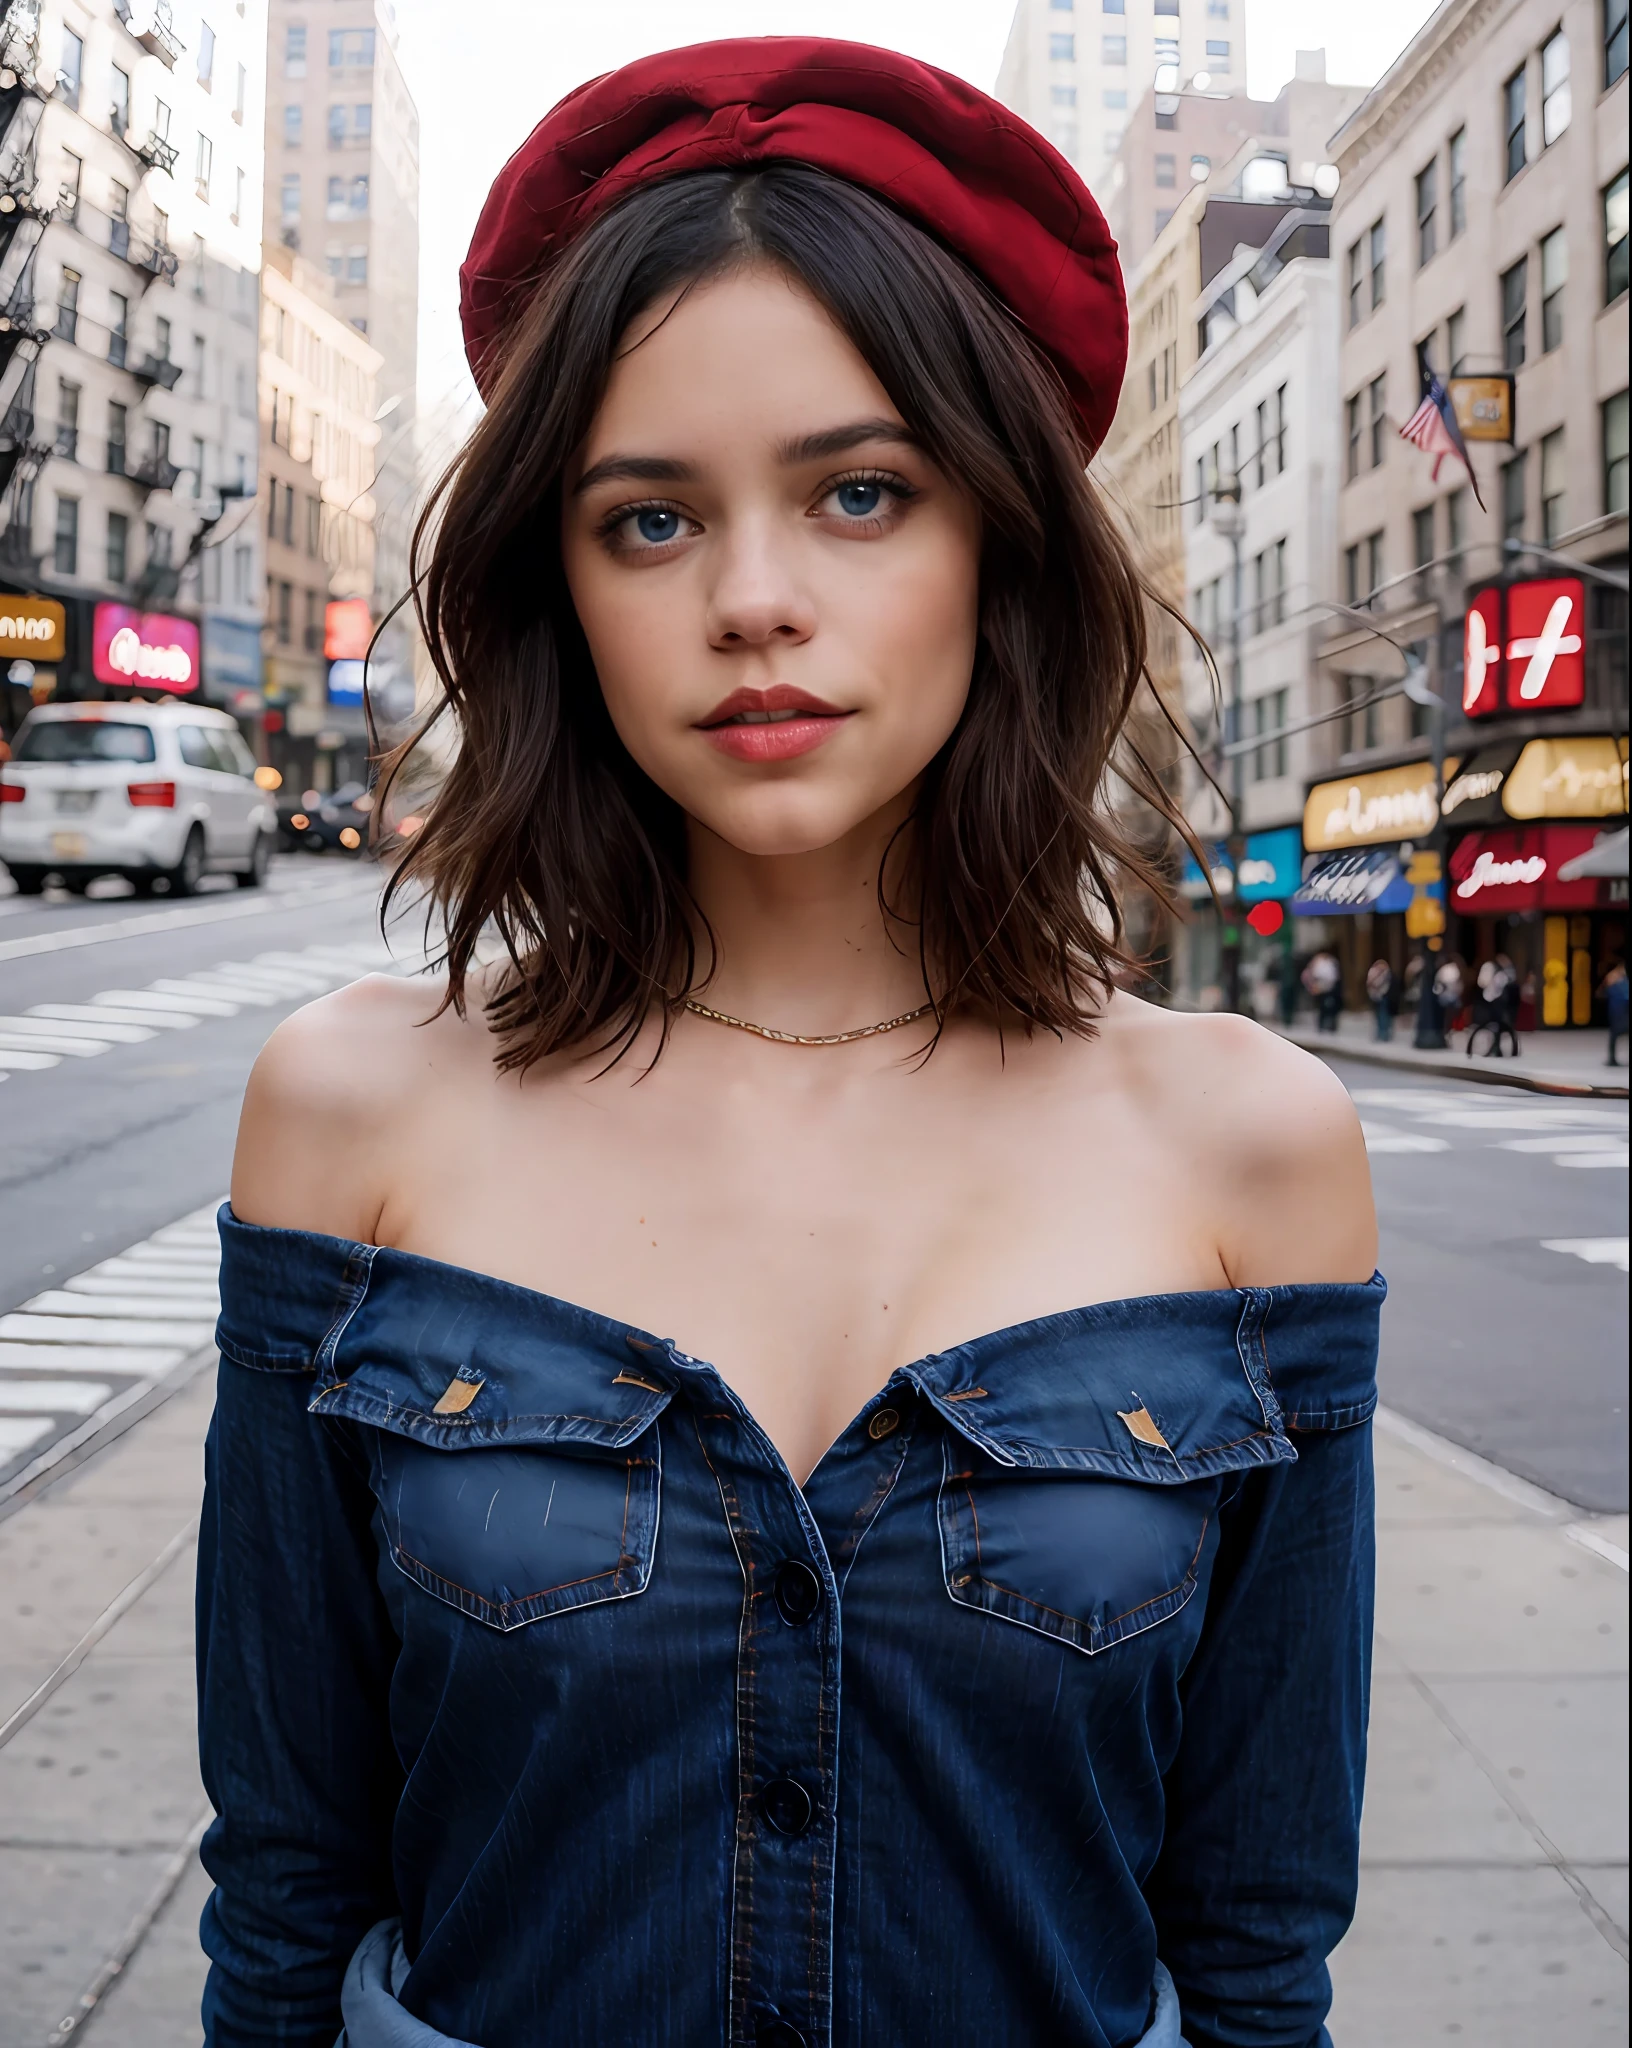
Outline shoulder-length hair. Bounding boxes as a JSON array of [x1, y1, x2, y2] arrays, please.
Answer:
[[382, 161, 1188, 1069]]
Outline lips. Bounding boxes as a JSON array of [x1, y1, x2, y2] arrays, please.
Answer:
[[697, 685, 852, 764]]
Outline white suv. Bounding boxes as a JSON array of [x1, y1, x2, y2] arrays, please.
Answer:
[[0, 701, 278, 895]]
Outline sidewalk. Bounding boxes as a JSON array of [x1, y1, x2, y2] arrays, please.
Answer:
[[0, 1367, 1625, 2043], [1279, 1007, 1629, 1098]]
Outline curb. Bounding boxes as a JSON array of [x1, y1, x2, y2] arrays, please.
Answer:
[[1280, 1028, 1629, 1100]]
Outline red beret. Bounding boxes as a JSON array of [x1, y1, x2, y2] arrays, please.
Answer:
[[460, 37, 1127, 452]]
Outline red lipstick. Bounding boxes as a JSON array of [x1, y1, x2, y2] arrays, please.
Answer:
[[697, 685, 852, 764]]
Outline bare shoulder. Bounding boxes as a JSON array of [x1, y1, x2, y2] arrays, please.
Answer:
[[231, 973, 479, 1240], [1092, 993, 1377, 1288]]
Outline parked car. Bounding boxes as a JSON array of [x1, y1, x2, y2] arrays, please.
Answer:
[[0, 700, 277, 895], [280, 780, 373, 855]]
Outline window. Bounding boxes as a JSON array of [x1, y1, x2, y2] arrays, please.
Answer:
[[280, 172, 301, 235], [1606, 171, 1629, 302], [55, 380, 80, 462], [1609, 0, 1629, 85], [190, 333, 205, 394], [1540, 226, 1567, 350], [196, 133, 213, 203], [1254, 399, 1268, 489], [233, 166, 244, 224], [1252, 689, 1288, 779], [305, 493, 321, 555], [276, 580, 293, 643], [198, 20, 216, 91], [1155, 38, 1180, 65], [1343, 545, 1361, 607], [1050, 32, 1076, 59], [329, 28, 377, 66], [1193, 457, 1206, 526], [1415, 158, 1438, 266], [107, 401, 127, 475], [107, 292, 129, 370], [1501, 449, 1528, 541], [107, 511, 129, 584], [58, 26, 82, 109], [235, 63, 246, 123], [1447, 304, 1467, 374], [1346, 240, 1363, 327], [1101, 88, 1124, 108], [1155, 0, 1179, 11], [1369, 374, 1387, 469], [111, 65, 130, 139], [1501, 257, 1527, 369], [1368, 217, 1386, 309], [1413, 503, 1436, 567], [1448, 128, 1466, 238], [1366, 531, 1385, 600], [282, 482, 296, 546], [1503, 66, 1526, 182], [1101, 36, 1125, 62], [1052, 85, 1078, 105], [1154, 154, 1176, 189], [61, 150, 81, 225], [284, 103, 302, 147], [1207, 0, 1228, 14], [55, 268, 80, 344], [1345, 392, 1362, 480], [286, 23, 307, 77], [1205, 41, 1230, 68], [1541, 30, 1570, 145], [53, 496, 79, 577], [328, 103, 347, 146], [1605, 389, 1629, 513], [1447, 486, 1468, 561], [1271, 383, 1287, 475], [345, 246, 368, 284], [156, 315, 172, 361], [1541, 428, 1567, 542]]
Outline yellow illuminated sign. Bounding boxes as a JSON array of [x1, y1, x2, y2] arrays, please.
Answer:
[[0, 597, 66, 662], [1303, 760, 1450, 851], [1448, 375, 1515, 444], [1502, 737, 1628, 820]]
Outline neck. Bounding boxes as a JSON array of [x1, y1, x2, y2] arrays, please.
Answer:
[[683, 797, 930, 1035]]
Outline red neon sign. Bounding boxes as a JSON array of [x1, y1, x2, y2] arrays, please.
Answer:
[[1461, 578, 1586, 717], [91, 605, 200, 692]]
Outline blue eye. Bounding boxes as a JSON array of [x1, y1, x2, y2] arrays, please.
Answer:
[[633, 508, 681, 544], [834, 480, 884, 518]]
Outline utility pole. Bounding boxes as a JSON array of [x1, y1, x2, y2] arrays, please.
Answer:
[[1210, 471, 1247, 1013], [1404, 647, 1448, 1048]]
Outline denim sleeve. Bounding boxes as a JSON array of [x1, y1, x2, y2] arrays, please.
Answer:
[[196, 1356, 403, 2046], [1146, 1418, 1375, 2048]]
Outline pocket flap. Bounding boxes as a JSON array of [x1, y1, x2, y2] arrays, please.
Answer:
[[909, 1289, 1296, 1481]]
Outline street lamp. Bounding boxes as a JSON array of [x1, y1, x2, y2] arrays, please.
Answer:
[[1209, 472, 1247, 1013]]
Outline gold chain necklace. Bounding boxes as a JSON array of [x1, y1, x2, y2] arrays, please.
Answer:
[[681, 996, 936, 1047]]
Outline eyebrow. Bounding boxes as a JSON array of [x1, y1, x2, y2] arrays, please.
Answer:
[[571, 418, 920, 497]]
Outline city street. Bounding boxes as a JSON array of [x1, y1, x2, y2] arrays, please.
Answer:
[[0, 867, 1625, 2042]]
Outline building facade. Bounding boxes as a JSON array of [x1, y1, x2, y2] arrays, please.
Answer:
[[258, 236, 378, 790], [1320, 0, 1628, 1025], [0, 0, 266, 735], [996, 0, 1247, 199], [263, 0, 416, 691]]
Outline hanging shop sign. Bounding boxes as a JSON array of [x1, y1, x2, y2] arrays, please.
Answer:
[[203, 613, 264, 693], [1180, 825, 1303, 903], [91, 605, 200, 692], [1462, 577, 1586, 717], [1292, 847, 1417, 916], [324, 599, 373, 662], [1447, 374, 1515, 444], [1302, 760, 1446, 852], [1501, 736, 1628, 820], [1440, 744, 1518, 822], [0, 597, 66, 662], [1448, 825, 1607, 913]]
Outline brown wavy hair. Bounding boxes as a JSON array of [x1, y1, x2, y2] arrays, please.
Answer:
[[381, 162, 1188, 1068]]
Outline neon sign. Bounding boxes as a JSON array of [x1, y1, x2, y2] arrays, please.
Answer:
[[91, 605, 200, 693], [1454, 850, 1547, 899]]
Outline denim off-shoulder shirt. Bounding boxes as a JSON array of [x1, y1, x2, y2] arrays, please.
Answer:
[[197, 1209, 1384, 2048]]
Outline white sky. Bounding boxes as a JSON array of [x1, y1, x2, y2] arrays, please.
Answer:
[[389, 0, 1442, 439]]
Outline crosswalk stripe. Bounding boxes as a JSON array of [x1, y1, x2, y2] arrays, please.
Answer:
[[0, 1380, 114, 1414], [0, 1315, 216, 1347], [0, 1343, 185, 1374], [0, 1418, 54, 1454], [30, 1003, 202, 1030]]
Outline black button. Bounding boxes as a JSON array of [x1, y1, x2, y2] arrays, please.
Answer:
[[756, 2019, 808, 2048], [759, 1776, 815, 1835], [773, 1560, 823, 1626]]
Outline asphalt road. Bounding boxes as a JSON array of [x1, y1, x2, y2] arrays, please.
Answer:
[[0, 879, 1625, 1509]]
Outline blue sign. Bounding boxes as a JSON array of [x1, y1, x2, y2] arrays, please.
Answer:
[[1181, 825, 1302, 903], [327, 659, 367, 705], [203, 614, 263, 692]]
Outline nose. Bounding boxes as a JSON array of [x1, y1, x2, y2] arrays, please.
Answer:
[[704, 518, 816, 653]]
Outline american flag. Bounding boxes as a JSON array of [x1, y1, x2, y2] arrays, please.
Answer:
[[1399, 371, 1485, 509]]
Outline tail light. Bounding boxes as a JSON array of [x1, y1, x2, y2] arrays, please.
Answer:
[[127, 781, 177, 808], [0, 780, 23, 804]]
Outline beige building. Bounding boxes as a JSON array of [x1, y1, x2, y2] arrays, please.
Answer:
[[263, 0, 416, 689], [996, 0, 1248, 198], [1321, 0, 1628, 1018]]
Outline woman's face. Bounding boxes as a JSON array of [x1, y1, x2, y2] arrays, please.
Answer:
[[561, 264, 982, 858]]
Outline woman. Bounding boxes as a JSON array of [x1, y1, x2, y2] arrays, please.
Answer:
[[202, 41, 1381, 2048]]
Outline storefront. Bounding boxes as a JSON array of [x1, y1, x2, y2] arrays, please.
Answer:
[[0, 597, 67, 739], [1296, 760, 1446, 1000], [1178, 825, 1302, 1011]]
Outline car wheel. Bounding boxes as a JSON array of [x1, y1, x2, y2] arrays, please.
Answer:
[[236, 831, 272, 889], [169, 827, 206, 898], [7, 866, 46, 895]]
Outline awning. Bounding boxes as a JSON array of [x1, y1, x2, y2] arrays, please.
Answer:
[[1556, 827, 1630, 882], [1292, 848, 1415, 915]]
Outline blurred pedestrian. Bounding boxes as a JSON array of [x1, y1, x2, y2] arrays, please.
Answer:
[[1303, 948, 1342, 1033], [1603, 961, 1629, 1068], [1433, 955, 1463, 1040], [1469, 955, 1520, 1057], [1365, 957, 1396, 1042]]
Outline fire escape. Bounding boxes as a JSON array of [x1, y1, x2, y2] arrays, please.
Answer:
[[0, 0, 51, 570]]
